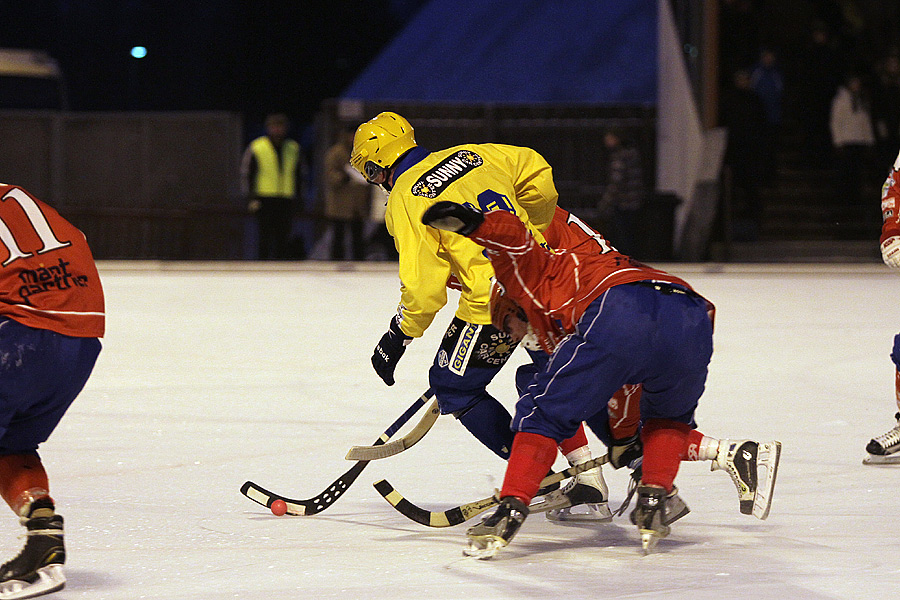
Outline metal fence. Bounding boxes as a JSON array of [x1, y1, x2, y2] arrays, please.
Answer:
[[318, 100, 656, 213], [313, 100, 671, 258], [0, 106, 667, 260], [0, 111, 244, 259]]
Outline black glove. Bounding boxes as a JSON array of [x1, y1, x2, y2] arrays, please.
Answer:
[[371, 315, 413, 386], [609, 433, 643, 470], [421, 201, 484, 236]]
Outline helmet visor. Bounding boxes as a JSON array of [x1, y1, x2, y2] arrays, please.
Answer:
[[364, 161, 387, 184]]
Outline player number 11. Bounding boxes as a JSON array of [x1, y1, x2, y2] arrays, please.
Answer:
[[0, 188, 71, 267]]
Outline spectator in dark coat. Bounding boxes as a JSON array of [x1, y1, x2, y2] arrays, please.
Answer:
[[598, 130, 646, 258], [750, 48, 784, 187], [795, 21, 846, 167], [872, 51, 900, 168], [721, 69, 768, 241]]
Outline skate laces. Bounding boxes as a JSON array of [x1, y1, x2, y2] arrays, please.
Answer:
[[872, 420, 900, 449], [613, 473, 639, 517], [25, 527, 62, 537]]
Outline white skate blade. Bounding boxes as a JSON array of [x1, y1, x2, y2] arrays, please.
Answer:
[[546, 503, 612, 522], [463, 537, 505, 560], [640, 530, 662, 555], [752, 441, 781, 520], [863, 452, 900, 465], [0, 564, 65, 600]]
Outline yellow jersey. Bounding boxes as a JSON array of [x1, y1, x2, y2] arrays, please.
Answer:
[[386, 143, 558, 337]]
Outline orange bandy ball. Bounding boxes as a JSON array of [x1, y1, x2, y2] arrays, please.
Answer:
[[270, 499, 287, 516]]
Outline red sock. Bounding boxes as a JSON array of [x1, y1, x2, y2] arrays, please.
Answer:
[[500, 432, 558, 504], [0, 454, 51, 515], [640, 419, 692, 492], [684, 429, 706, 460], [558, 424, 588, 456]]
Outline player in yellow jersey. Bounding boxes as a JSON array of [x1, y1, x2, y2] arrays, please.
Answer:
[[350, 112, 611, 520]]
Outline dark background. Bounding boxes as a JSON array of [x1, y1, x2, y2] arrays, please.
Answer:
[[0, 0, 426, 128], [2, 1, 900, 133]]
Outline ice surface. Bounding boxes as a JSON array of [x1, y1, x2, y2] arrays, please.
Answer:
[[10, 261, 900, 599]]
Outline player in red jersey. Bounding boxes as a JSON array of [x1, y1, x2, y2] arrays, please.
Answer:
[[501, 206, 646, 518], [505, 211, 643, 448], [0, 184, 104, 597], [422, 201, 781, 556], [864, 150, 900, 464]]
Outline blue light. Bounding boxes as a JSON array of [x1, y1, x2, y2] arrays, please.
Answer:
[[130, 46, 147, 59]]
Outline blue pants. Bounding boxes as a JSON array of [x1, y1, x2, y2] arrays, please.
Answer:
[[892, 333, 900, 370], [513, 282, 713, 442], [428, 317, 517, 415], [518, 347, 616, 447], [0, 318, 101, 454], [428, 317, 518, 459]]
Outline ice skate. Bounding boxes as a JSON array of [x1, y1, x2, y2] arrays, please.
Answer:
[[543, 466, 612, 522], [464, 497, 529, 560], [630, 485, 670, 555], [609, 433, 643, 470], [616, 467, 690, 525], [662, 488, 691, 524], [711, 439, 758, 515], [0, 499, 65, 600], [627, 484, 688, 524], [864, 413, 900, 465], [751, 440, 781, 520]]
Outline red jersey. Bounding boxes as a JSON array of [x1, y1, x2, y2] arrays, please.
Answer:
[[881, 153, 900, 244], [543, 206, 620, 256], [473, 209, 694, 353], [0, 185, 104, 338]]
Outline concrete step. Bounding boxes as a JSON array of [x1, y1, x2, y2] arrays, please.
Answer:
[[711, 239, 882, 263]]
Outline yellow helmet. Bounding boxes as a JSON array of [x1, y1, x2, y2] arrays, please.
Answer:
[[350, 112, 416, 185]]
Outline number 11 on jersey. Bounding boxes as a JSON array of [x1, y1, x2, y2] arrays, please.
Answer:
[[0, 188, 71, 267]]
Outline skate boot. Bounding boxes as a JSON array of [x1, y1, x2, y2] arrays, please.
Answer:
[[630, 485, 670, 554], [544, 465, 612, 522], [0, 498, 65, 599], [662, 488, 690, 525], [616, 466, 690, 525], [534, 469, 560, 497], [464, 497, 529, 559], [609, 433, 643, 470], [864, 413, 900, 464], [711, 439, 758, 515]]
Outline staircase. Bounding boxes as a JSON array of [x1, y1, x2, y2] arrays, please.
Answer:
[[715, 121, 884, 263]]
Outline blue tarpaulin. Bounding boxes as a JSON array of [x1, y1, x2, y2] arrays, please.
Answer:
[[341, 0, 658, 105]]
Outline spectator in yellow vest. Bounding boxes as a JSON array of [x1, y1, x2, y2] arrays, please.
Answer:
[[241, 113, 305, 259]]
